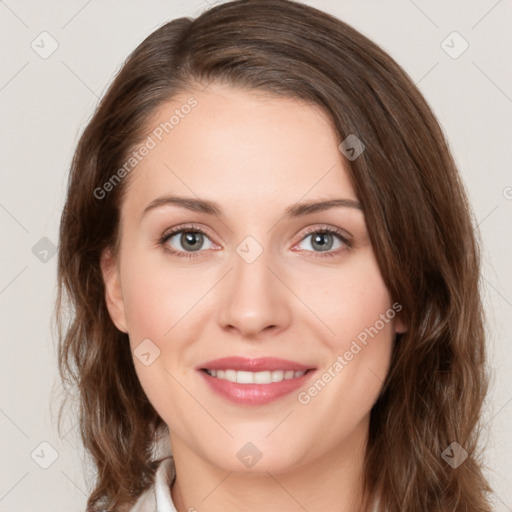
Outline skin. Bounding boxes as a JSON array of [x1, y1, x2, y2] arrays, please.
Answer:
[[101, 83, 406, 512]]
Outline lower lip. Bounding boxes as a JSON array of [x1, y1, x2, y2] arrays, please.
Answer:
[[199, 370, 315, 405]]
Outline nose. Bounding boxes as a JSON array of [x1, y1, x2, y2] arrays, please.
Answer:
[[216, 247, 292, 339]]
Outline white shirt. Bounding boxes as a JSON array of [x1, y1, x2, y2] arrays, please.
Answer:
[[128, 456, 177, 512]]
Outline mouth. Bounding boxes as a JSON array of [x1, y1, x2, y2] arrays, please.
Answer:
[[197, 357, 316, 405], [201, 368, 309, 383]]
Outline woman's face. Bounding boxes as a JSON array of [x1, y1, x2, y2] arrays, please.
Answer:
[[101, 83, 405, 474]]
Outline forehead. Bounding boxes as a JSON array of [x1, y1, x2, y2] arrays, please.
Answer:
[[121, 83, 358, 218]]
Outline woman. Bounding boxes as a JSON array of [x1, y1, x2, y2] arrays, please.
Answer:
[[55, 1, 492, 510]]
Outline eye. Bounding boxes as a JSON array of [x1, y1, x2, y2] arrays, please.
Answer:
[[293, 226, 351, 257], [158, 224, 352, 260], [159, 224, 217, 259]]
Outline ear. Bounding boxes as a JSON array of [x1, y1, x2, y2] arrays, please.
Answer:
[[100, 249, 128, 333], [394, 317, 408, 334], [394, 309, 408, 334]]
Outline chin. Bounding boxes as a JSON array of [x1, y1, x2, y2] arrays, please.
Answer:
[[199, 436, 310, 476]]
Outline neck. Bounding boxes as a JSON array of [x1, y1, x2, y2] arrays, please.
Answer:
[[169, 422, 371, 512]]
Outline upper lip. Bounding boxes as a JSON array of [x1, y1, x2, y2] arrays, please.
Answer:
[[197, 357, 314, 372]]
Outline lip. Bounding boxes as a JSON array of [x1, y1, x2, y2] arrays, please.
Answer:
[[197, 356, 313, 372], [197, 357, 316, 405]]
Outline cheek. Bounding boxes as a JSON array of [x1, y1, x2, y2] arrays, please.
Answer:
[[119, 251, 208, 345], [294, 249, 395, 350], [118, 251, 203, 432], [294, 252, 395, 416], [118, 249, 214, 415], [330, 256, 396, 387]]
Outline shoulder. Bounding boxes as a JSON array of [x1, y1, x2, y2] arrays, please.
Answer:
[[127, 456, 176, 512]]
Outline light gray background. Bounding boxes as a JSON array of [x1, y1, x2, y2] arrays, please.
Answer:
[[0, 1, 510, 510]]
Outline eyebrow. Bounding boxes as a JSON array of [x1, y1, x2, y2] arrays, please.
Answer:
[[140, 195, 362, 220]]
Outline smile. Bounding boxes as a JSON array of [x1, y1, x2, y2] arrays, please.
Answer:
[[197, 357, 316, 405], [203, 369, 307, 384]]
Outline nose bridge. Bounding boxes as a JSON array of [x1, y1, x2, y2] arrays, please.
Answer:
[[233, 238, 273, 291], [216, 237, 290, 336]]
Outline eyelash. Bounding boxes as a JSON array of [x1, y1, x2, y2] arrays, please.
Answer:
[[158, 223, 352, 260]]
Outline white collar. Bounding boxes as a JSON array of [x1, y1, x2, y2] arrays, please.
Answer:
[[154, 457, 177, 511], [129, 456, 177, 512]]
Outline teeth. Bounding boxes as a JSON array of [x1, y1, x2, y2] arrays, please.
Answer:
[[271, 370, 284, 382], [254, 371, 272, 384], [205, 369, 306, 384], [237, 370, 254, 384], [224, 369, 236, 382]]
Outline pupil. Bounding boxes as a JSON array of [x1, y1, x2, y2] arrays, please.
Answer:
[[182, 232, 202, 251], [312, 233, 333, 251]]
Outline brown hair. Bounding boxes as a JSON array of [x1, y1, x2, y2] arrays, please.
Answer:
[[55, 1, 492, 510]]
